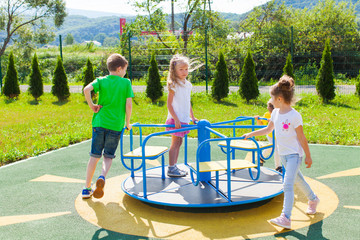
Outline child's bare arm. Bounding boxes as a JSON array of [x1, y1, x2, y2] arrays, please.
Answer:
[[242, 121, 274, 139], [295, 125, 312, 168], [125, 97, 132, 130], [84, 83, 101, 113]]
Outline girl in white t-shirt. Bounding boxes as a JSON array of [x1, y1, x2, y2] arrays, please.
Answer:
[[165, 55, 199, 177], [242, 75, 319, 229]]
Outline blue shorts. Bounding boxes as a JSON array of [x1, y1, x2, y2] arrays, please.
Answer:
[[90, 127, 122, 159]]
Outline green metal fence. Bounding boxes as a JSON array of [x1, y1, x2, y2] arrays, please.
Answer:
[[123, 25, 358, 95]]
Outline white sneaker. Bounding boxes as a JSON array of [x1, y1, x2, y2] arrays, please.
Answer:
[[167, 165, 187, 177], [269, 213, 291, 229], [306, 197, 320, 215]]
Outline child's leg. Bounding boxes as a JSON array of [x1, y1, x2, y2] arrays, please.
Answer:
[[274, 146, 281, 168], [93, 157, 112, 199], [295, 169, 317, 201], [101, 157, 113, 177], [281, 154, 302, 219], [267, 137, 281, 168], [100, 128, 121, 176], [85, 156, 101, 188], [169, 135, 183, 166], [92, 129, 121, 198]]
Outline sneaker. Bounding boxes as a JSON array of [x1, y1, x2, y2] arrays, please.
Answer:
[[275, 166, 283, 173], [306, 197, 320, 215], [269, 213, 291, 229], [82, 187, 93, 199], [167, 165, 187, 177], [93, 175, 105, 199]]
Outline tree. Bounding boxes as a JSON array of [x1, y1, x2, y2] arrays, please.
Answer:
[[316, 39, 335, 102], [0, 0, 66, 58], [29, 53, 43, 101], [94, 33, 107, 45], [146, 54, 163, 102], [51, 56, 70, 101], [238, 0, 360, 80], [131, 0, 210, 53], [103, 37, 119, 47], [3, 52, 20, 98], [65, 33, 74, 45], [239, 50, 259, 102], [283, 53, 294, 79], [83, 58, 95, 98], [211, 52, 229, 101], [356, 70, 360, 98]]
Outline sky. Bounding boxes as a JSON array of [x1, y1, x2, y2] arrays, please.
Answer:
[[64, 0, 271, 15]]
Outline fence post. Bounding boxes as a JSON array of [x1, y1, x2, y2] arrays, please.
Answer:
[[0, 57, 2, 94], [290, 26, 294, 64], [128, 31, 132, 82], [59, 35, 63, 61], [205, 28, 208, 94]]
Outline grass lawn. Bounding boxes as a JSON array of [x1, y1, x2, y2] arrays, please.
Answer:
[[1, 91, 359, 165]]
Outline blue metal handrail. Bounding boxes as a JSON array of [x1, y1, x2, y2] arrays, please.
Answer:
[[140, 126, 199, 198], [120, 117, 275, 200]]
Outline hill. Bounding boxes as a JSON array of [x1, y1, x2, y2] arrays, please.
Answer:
[[275, 0, 360, 12], [49, 0, 359, 45], [50, 11, 243, 45], [67, 8, 134, 18]]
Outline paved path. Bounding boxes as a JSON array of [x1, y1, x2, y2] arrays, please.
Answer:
[[20, 84, 356, 94]]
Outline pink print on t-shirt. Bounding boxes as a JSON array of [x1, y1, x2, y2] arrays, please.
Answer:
[[282, 120, 290, 131]]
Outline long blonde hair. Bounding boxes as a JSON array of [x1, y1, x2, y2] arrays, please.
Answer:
[[167, 54, 202, 91]]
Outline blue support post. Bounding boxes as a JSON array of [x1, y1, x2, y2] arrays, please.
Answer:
[[197, 119, 211, 181], [184, 135, 188, 165]]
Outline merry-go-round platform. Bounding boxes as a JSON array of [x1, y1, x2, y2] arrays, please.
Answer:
[[119, 118, 284, 209], [122, 164, 283, 208]]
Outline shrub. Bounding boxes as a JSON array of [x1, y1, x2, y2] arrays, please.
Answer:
[[3, 52, 20, 98], [239, 50, 259, 102], [28, 53, 44, 101], [316, 39, 335, 102], [211, 51, 229, 101], [146, 54, 163, 102], [82, 58, 95, 97], [51, 56, 70, 101], [294, 61, 318, 85], [283, 53, 294, 79]]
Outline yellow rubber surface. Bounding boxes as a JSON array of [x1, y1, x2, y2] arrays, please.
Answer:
[[75, 174, 338, 239]]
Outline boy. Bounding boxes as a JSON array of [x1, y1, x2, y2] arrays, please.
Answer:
[[82, 53, 134, 199]]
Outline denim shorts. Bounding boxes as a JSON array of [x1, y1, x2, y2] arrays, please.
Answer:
[[90, 127, 122, 159]]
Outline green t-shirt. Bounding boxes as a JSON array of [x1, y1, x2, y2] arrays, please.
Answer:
[[91, 75, 134, 131]]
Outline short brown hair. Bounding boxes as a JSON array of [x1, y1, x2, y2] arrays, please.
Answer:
[[107, 54, 128, 72]]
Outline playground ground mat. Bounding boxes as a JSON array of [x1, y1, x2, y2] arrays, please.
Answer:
[[0, 135, 359, 240]]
